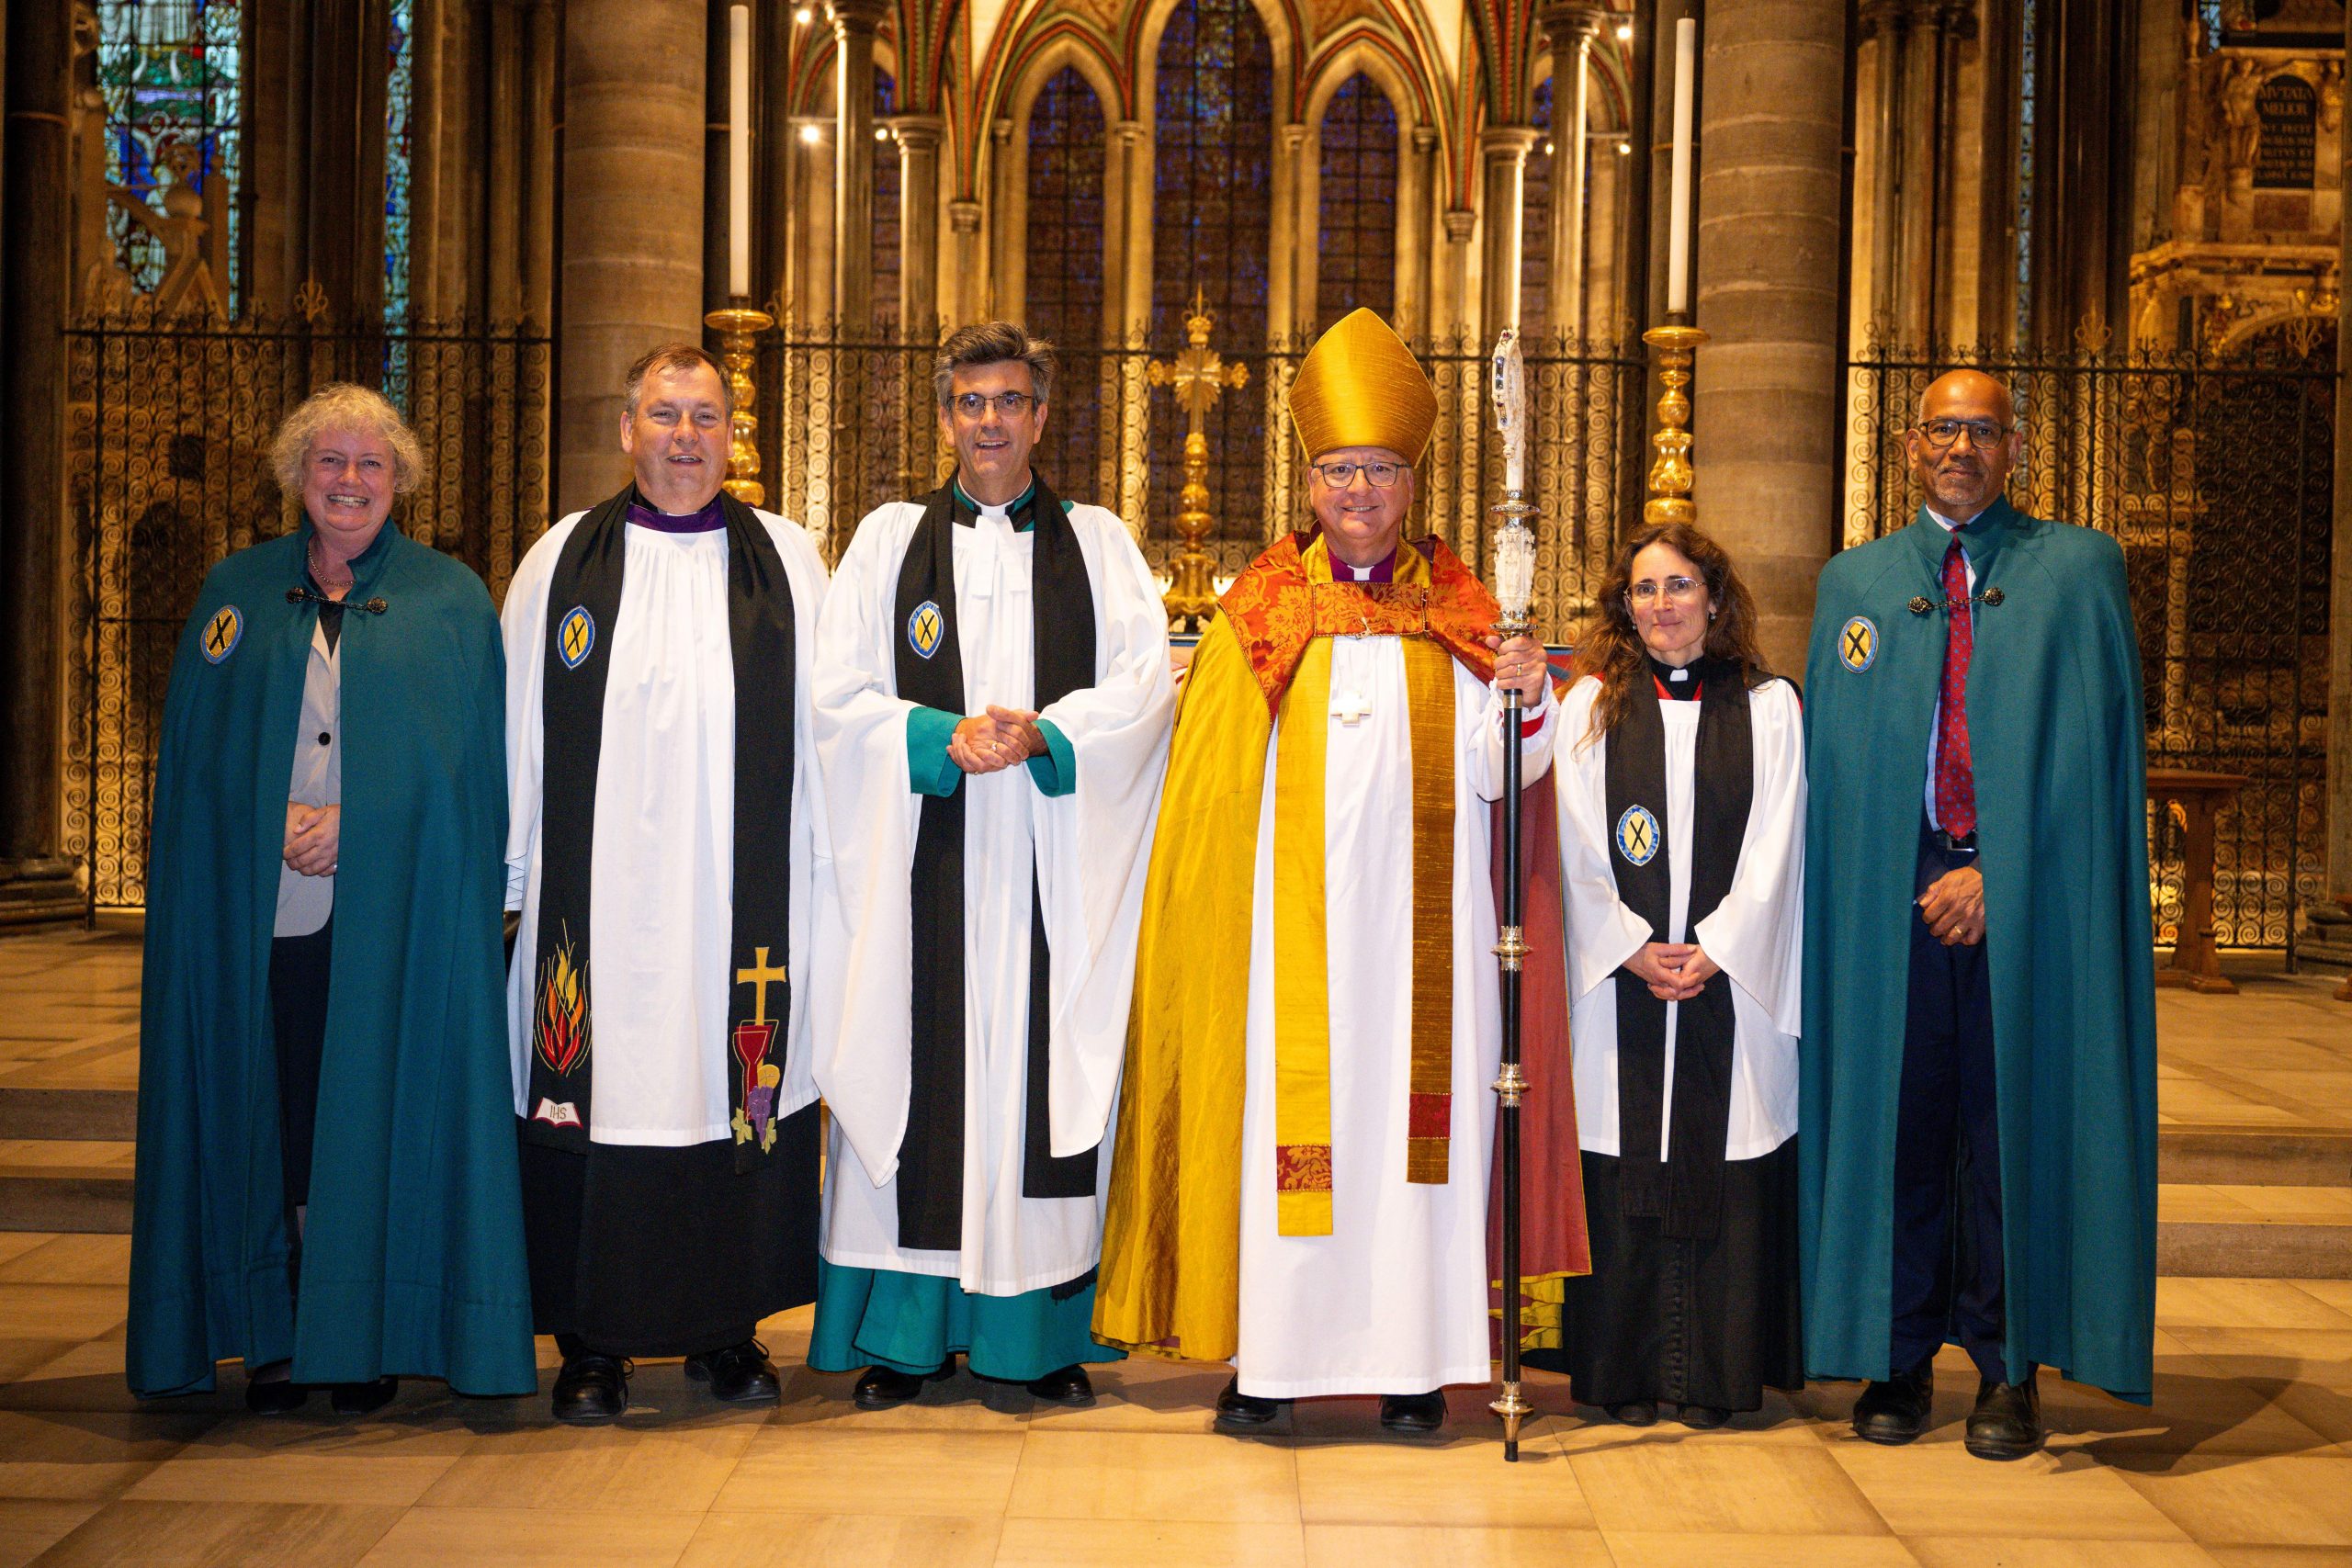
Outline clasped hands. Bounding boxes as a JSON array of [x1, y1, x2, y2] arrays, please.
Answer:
[[1918, 864, 1985, 947], [283, 802, 340, 877], [951, 705, 1046, 774], [1623, 941, 1720, 1003], [1483, 633, 1548, 704]]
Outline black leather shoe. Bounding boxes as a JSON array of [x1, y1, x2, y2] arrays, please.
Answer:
[[1212, 1376, 1285, 1432], [329, 1377, 398, 1416], [684, 1340, 781, 1405], [1964, 1376, 2043, 1461], [1025, 1364, 1095, 1406], [244, 1363, 307, 1415], [1378, 1390, 1447, 1434], [1678, 1403, 1730, 1430], [1607, 1399, 1658, 1427], [1851, 1362, 1935, 1445], [853, 1361, 948, 1410], [551, 1353, 630, 1424]]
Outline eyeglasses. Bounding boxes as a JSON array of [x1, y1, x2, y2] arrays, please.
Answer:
[[1310, 459, 1407, 489], [1917, 418, 2011, 450], [949, 390, 1038, 420], [1626, 576, 1704, 605]]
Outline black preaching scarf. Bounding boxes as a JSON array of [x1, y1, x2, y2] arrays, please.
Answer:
[[1604, 656, 1755, 1240], [524, 486, 797, 1175], [890, 477, 1097, 1253]]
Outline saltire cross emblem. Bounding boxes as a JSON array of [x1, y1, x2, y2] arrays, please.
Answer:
[[1615, 804, 1661, 868], [731, 944, 786, 1152], [201, 605, 243, 664], [558, 605, 596, 670], [907, 600, 944, 660], [1839, 615, 1878, 672]]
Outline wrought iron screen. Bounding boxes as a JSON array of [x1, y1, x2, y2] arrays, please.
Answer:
[[745, 323, 1645, 640], [1845, 330, 2336, 957], [64, 309, 552, 909]]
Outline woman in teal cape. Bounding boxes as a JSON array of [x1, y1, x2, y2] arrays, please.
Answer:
[[128, 389, 535, 1401], [1800, 493, 2158, 1404]]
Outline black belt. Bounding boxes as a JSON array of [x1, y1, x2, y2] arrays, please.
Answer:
[[1928, 826, 1977, 853]]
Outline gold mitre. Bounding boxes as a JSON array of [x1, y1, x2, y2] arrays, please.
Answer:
[[1285, 308, 1437, 465]]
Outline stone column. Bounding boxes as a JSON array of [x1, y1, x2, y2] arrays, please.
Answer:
[[0, 0, 80, 919], [895, 114, 944, 339], [988, 117, 1017, 318], [1541, 3, 1606, 341], [1585, 132, 1626, 341], [2326, 0, 2352, 900], [945, 198, 982, 332], [1394, 125, 1435, 338], [559, 0, 707, 513], [788, 117, 835, 326], [1689, 0, 1847, 678], [829, 0, 887, 332], [1270, 122, 1306, 341], [1479, 126, 1539, 336], [1434, 206, 1476, 340]]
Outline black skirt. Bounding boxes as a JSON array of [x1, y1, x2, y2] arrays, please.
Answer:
[[1526, 1140, 1804, 1412], [518, 1103, 821, 1357]]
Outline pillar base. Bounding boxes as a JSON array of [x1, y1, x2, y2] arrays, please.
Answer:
[[0, 859, 85, 929]]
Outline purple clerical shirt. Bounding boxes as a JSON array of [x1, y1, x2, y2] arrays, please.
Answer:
[[627, 495, 726, 533]]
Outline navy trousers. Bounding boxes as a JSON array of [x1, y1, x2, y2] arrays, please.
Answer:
[[1888, 829, 2008, 1383]]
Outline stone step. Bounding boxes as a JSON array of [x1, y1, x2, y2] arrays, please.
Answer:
[[2156, 1183, 2352, 1279], [0, 1087, 136, 1142], [2160, 1127, 2352, 1188], [0, 1141, 133, 1233]]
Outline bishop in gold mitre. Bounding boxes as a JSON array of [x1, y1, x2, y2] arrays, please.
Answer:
[[1093, 308, 1588, 1437]]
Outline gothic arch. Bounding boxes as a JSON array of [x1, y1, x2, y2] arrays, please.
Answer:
[[989, 39, 1122, 329], [1296, 43, 1417, 334]]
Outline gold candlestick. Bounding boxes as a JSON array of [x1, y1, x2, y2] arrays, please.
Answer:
[[1641, 321, 1709, 525], [704, 299, 776, 507]]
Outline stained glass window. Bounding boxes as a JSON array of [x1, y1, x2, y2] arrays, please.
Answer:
[[1024, 67, 1107, 484], [873, 68, 900, 334], [1316, 73, 1399, 333], [385, 0, 414, 331], [1521, 75, 1554, 335], [96, 0, 243, 309], [1151, 0, 1274, 540]]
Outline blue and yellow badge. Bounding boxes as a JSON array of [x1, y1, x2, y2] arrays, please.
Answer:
[[1615, 804, 1660, 868], [908, 600, 944, 660], [557, 605, 595, 670], [1838, 615, 1878, 672], [200, 604, 243, 665]]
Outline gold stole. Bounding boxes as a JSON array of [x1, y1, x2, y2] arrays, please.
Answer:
[[1271, 540, 1458, 1235]]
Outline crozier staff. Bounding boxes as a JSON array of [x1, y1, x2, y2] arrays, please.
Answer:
[[130, 384, 534, 1415]]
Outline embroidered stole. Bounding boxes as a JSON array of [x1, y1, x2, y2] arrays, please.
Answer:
[[888, 477, 1098, 1253], [1602, 656, 1753, 1239], [1271, 537, 1459, 1235], [525, 486, 798, 1171]]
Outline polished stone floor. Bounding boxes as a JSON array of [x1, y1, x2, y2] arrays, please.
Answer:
[[0, 931, 2346, 1565]]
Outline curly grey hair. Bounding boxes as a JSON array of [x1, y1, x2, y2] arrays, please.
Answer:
[[268, 383, 425, 497], [932, 321, 1055, 409]]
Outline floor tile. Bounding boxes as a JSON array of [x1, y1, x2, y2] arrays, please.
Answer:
[[1001, 1517, 1309, 1567], [0, 1410, 215, 1500], [418, 1406, 765, 1513], [1572, 1433, 1888, 1536], [1826, 1431, 2196, 1540], [1009, 1429, 1298, 1524], [710, 1427, 1026, 1516], [354, 1506, 704, 1567], [29, 1497, 403, 1566], [0, 1290, 125, 1342], [1601, 1532, 1923, 1568], [0, 1498, 97, 1567], [125, 1412, 476, 1506], [2116, 1454, 2352, 1547], [1304, 1523, 1611, 1567], [675, 1512, 1001, 1568], [1898, 1540, 2217, 1568], [2157, 1279, 2352, 1333]]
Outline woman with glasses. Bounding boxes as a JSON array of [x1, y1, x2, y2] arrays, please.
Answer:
[[1530, 522, 1806, 1429]]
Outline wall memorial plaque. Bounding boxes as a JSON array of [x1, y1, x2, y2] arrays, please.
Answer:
[[2256, 73, 2318, 189]]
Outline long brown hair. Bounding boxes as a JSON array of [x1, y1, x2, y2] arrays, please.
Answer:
[[1573, 521, 1770, 748]]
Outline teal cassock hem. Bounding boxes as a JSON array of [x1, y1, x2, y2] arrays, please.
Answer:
[[808, 1258, 1123, 1382]]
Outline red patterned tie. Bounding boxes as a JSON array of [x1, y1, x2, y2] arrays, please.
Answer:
[[1934, 538, 1976, 838]]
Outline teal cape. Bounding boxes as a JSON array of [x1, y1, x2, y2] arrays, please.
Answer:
[[808, 1260, 1123, 1382], [128, 521, 537, 1397], [1799, 497, 2158, 1402]]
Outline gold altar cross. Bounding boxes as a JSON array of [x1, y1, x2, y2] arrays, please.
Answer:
[[736, 945, 787, 1027], [1148, 288, 1250, 630]]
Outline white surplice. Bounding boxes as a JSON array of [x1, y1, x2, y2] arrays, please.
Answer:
[[1552, 674, 1805, 1162], [1233, 640, 1556, 1399], [501, 508, 831, 1145], [810, 497, 1174, 1294]]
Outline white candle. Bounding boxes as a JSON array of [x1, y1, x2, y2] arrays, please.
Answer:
[[1666, 16, 1696, 316], [729, 5, 752, 299]]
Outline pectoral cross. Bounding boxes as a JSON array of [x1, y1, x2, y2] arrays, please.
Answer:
[[1330, 690, 1373, 726], [736, 945, 787, 1026]]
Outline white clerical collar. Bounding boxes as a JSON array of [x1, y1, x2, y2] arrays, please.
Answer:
[[1927, 505, 1986, 532]]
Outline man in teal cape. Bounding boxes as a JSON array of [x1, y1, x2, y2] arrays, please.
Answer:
[[130, 500, 536, 1401], [1801, 369, 2156, 1459]]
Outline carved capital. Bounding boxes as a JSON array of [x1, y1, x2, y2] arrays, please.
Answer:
[[890, 113, 945, 153], [826, 0, 890, 39], [1537, 1, 1608, 56], [1443, 208, 1476, 243], [948, 198, 983, 234], [1479, 125, 1542, 164], [1113, 118, 1148, 148], [1413, 124, 1442, 155]]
